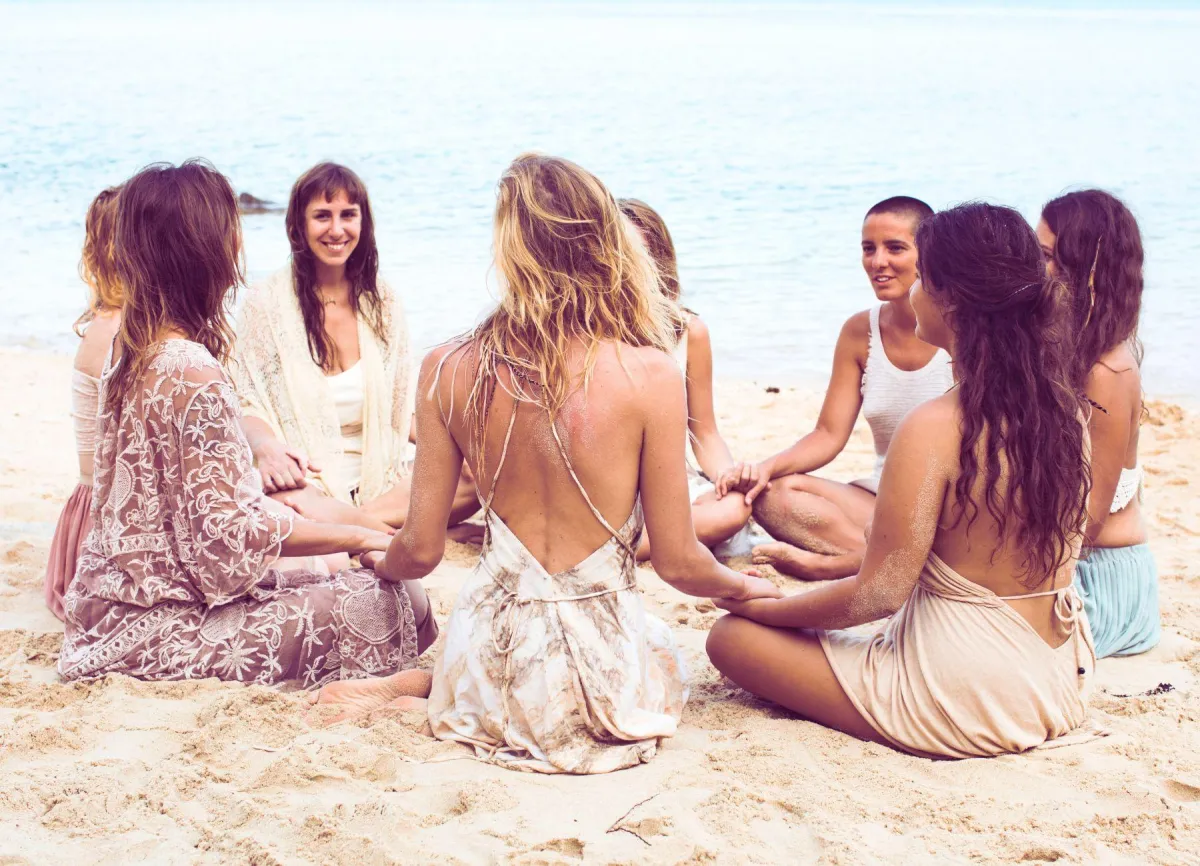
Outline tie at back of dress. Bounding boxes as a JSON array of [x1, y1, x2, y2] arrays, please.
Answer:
[[921, 551, 1086, 649]]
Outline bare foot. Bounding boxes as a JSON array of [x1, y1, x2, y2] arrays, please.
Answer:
[[313, 669, 433, 725], [751, 542, 853, 581]]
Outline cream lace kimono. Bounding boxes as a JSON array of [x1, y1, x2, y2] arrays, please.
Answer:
[[58, 341, 422, 686], [228, 266, 411, 504]]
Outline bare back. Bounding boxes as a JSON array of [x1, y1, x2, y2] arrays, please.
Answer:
[[861, 392, 1087, 649], [1085, 343, 1146, 548], [439, 339, 662, 575]]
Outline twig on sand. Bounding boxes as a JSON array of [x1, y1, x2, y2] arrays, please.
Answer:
[[610, 827, 651, 847], [605, 793, 661, 847]]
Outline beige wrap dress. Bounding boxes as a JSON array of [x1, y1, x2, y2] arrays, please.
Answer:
[[821, 551, 1098, 759]]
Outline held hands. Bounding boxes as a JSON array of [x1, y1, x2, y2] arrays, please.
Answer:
[[256, 439, 320, 494], [350, 531, 392, 558], [714, 459, 774, 506], [714, 568, 784, 619], [729, 569, 783, 602]]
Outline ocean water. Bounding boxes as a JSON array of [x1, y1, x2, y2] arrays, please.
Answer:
[[2, 0, 1198, 397]]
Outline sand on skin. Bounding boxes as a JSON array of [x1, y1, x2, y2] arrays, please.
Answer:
[[1, 348, 1197, 865]]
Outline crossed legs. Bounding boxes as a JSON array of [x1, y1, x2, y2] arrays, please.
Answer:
[[751, 474, 875, 580], [705, 614, 886, 747], [637, 488, 752, 561]]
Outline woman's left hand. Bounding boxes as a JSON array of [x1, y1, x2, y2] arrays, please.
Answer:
[[713, 568, 783, 619]]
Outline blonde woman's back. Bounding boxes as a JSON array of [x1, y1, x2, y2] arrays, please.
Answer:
[[441, 337, 665, 574]]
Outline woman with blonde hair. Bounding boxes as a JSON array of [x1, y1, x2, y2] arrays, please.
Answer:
[[617, 198, 751, 559], [316, 153, 780, 773], [44, 186, 124, 620], [229, 162, 476, 533], [59, 160, 436, 686]]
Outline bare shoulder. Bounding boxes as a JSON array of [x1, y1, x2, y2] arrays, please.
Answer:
[[74, 310, 121, 378], [1088, 346, 1141, 414], [891, 391, 961, 462], [839, 309, 872, 359], [685, 313, 710, 347], [419, 338, 474, 400]]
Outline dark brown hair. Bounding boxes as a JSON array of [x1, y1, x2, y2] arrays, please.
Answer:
[[916, 202, 1089, 585], [74, 186, 124, 336], [866, 195, 934, 228], [619, 198, 680, 302], [285, 162, 386, 371], [106, 160, 244, 413], [1041, 189, 1144, 387]]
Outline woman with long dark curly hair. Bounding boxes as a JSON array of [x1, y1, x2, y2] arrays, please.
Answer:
[[706, 202, 1098, 759], [1038, 189, 1159, 658]]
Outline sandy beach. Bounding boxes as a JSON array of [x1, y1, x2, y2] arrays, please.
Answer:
[[1, 347, 1197, 865]]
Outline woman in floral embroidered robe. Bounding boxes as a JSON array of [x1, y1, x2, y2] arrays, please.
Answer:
[[58, 160, 436, 688]]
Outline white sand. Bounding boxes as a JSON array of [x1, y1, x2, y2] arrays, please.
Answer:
[[1, 349, 1197, 864]]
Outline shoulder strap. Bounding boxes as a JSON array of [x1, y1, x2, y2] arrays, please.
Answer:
[[480, 400, 519, 518], [548, 418, 636, 559]]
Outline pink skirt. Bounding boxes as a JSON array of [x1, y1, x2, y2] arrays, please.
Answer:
[[45, 482, 93, 621]]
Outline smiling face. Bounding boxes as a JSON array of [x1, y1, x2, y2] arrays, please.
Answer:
[[861, 212, 920, 300], [304, 189, 361, 270], [1035, 218, 1058, 278]]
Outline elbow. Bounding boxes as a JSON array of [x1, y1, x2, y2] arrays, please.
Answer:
[[649, 545, 708, 592], [390, 539, 443, 580], [855, 586, 905, 624]]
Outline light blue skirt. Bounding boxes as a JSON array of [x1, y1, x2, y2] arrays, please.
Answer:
[[1074, 544, 1161, 659]]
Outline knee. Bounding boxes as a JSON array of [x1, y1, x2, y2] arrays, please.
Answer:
[[705, 614, 749, 676], [401, 580, 438, 654], [752, 474, 821, 522]]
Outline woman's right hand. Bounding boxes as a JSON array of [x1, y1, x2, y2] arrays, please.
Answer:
[[255, 439, 316, 493], [715, 459, 774, 505]]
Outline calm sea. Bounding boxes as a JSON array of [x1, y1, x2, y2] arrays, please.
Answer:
[[2, 1, 1198, 397]]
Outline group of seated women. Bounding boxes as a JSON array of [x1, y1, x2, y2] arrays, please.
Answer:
[[43, 151, 1159, 772]]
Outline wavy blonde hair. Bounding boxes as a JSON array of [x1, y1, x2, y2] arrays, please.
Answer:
[[74, 186, 124, 336], [460, 153, 681, 464]]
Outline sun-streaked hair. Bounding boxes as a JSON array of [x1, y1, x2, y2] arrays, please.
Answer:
[[460, 153, 681, 465], [105, 160, 244, 414], [74, 186, 124, 335]]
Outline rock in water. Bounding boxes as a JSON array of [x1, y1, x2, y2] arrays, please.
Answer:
[[237, 193, 283, 214]]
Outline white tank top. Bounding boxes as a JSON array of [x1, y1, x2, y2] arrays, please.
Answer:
[[858, 304, 954, 493], [327, 361, 365, 492]]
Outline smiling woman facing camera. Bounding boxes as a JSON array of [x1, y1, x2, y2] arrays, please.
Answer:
[[230, 162, 477, 533], [707, 202, 1096, 759], [719, 197, 953, 581], [58, 160, 435, 687]]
